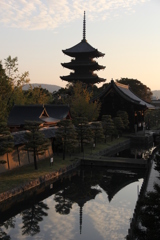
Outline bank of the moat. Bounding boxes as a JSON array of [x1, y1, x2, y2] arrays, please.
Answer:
[[0, 133, 154, 208]]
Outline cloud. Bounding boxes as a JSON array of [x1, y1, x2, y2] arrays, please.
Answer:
[[0, 0, 150, 30]]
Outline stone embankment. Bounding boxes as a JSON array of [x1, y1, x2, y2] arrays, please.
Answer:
[[0, 160, 81, 205]]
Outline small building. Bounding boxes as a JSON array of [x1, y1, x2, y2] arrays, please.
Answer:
[[95, 80, 155, 131], [8, 104, 71, 132]]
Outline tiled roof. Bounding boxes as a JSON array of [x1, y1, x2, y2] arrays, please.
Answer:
[[62, 40, 105, 57], [8, 104, 70, 126], [8, 105, 44, 126], [12, 127, 58, 146], [97, 80, 155, 109]]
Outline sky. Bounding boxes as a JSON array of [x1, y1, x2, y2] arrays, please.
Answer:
[[0, 0, 160, 91]]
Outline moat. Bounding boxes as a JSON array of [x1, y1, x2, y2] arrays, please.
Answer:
[[0, 166, 145, 240]]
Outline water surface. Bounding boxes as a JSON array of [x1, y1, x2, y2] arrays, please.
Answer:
[[0, 166, 145, 240]]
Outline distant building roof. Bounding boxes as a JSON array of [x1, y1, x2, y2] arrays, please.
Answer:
[[8, 104, 71, 127], [97, 80, 155, 109], [12, 127, 58, 146]]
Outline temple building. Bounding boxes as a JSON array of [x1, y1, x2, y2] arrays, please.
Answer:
[[94, 80, 155, 131], [60, 11, 106, 85]]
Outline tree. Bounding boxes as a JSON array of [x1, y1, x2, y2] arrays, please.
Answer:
[[23, 121, 50, 170], [113, 116, 124, 137], [0, 122, 14, 169], [22, 202, 49, 236], [74, 117, 93, 153], [70, 82, 101, 121], [116, 78, 152, 102], [117, 110, 129, 130], [1, 56, 30, 112], [25, 86, 52, 104], [90, 122, 104, 147], [55, 119, 78, 160], [133, 183, 160, 240], [102, 115, 115, 142], [0, 63, 12, 121]]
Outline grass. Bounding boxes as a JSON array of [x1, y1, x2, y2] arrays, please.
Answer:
[[0, 137, 129, 194]]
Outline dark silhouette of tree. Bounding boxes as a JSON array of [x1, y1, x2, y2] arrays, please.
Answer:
[[0, 225, 10, 240], [90, 121, 104, 147], [113, 116, 124, 137], [132, 183, 160, 240], [74, 117, 93, 153], [117, 110, 129, 130], [21, 202, 49, 236], [102, 115, 115, 142], [55, 119, 78, 160], [70, 82, 101, 121], [0, 122, 14, 169], [116, 78, 152, 103], [23, 121, 50, 170], [0, 63, 12, 121], [54, 191, 73, 215], [0, 217, 15, 240]]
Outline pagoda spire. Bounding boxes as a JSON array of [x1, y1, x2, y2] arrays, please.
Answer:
[[83, 11, 86, 41]]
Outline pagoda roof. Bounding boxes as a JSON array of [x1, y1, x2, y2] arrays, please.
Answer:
[[61, 60, 105, 70], [60, 74, 106, 84], [62, 39, 105, 58], [97, 80, 155, 109]]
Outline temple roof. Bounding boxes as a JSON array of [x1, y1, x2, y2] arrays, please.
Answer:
[[8, 104, 70, 126], [61, 60, 105, 70], [62, 39, 105, 58], [97, 80, 155, 109], [60, 74, 106, 84]]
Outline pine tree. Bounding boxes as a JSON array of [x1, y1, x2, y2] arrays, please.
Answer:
[[102, 115, 115, 142], [55, 119, 78, 160], [0, 122, 14, 168], [74, 117, 93, 153], [117, 110, 129, 130], [90, 122, 104, 148], [113, 117, 124, 137], [23, 121, 50, 170]]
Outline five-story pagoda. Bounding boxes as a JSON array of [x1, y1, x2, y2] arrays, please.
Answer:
[[60, 11, 106, 85]]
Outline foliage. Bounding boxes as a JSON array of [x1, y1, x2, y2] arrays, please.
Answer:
[[0, 63, 12, 121], [117, 110, 129, 130], [113, 116, 124, 136], [116, 78, 152, 102], [70, 82, 101, 121], [25, 86, 52, 104], [144, 109, 160, 129], [133, 182, 160, 240], [4, 56, 30, 107], [22, 201, 49, 236], [74, 117, 93, 152], [55, 119, 78, 160], [23, 121, 50, 170], [0, 122, 14, 168], [102, 115, 115, 142], [90, 121, 104, 147]]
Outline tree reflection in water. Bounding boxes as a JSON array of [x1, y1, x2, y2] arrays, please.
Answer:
[[0, 217, 15, 240], [0, 166, 145, 239], [21, 201, 49, 236]]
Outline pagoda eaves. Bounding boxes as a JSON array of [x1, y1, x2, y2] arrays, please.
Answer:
[[60, 11, 106, 85]]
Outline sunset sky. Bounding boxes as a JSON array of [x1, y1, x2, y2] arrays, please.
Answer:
[[0, 0, 159, 90]]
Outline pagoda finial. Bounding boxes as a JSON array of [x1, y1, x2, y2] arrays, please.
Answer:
[[83, 11, 86, 41]]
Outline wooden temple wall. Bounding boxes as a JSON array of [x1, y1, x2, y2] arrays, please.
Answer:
[[0, 143, 53, 173]]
